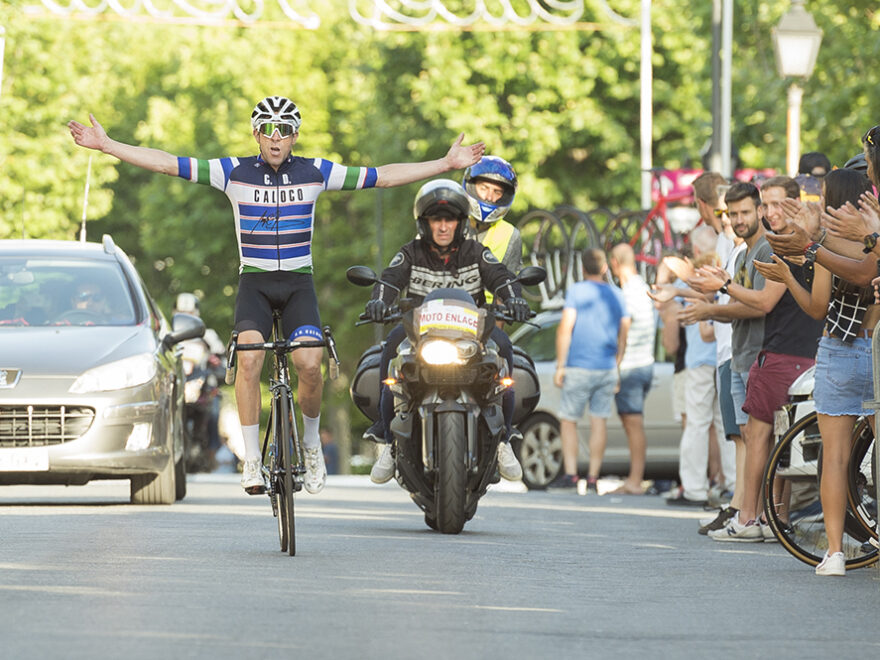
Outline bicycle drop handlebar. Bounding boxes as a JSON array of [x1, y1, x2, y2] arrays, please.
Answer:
[[225, 325, 341, 383]]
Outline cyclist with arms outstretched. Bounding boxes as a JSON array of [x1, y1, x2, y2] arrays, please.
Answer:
[[68, 96, 485, 495]]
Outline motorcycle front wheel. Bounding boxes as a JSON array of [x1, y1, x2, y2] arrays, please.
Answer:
[[435, 411, 467, 534]]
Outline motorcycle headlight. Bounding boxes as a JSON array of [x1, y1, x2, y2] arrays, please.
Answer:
[[70, 353, 158, 393], [420, 340, 463, 366], [455, 339, 479, 359]]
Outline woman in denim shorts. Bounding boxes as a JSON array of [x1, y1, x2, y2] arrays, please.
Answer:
[[757, 167, 877, 576]]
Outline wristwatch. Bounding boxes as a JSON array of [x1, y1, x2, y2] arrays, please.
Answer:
[[804, 242, 820, 264], [862, 232, 880, 254], [719, 278, 732, 295]]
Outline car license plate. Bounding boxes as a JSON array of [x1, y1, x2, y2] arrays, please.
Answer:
[[0, 447, 50, 472]]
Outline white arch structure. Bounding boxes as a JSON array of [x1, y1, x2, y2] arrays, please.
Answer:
[[23, 1, 321, 29], [348, 0, 588, 30]]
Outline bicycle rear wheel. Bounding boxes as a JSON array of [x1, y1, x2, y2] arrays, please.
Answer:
[[517, 209, 570, 305], [763, 412, 877, 569], [276, 394, 296, 556], [846, 420, 877, 541]]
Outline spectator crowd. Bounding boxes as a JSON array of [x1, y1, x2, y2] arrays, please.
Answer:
[[547, 135, 880, 578]]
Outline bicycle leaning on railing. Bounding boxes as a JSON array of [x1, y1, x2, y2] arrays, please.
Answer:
[[225, 312, 340, 556]]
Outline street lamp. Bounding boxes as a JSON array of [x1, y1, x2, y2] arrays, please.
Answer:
[[772, 1, 822, 176]]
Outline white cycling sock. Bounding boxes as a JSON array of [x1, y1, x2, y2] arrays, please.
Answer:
[[302, 413, 321, 450], [242, 424, 261, 461]]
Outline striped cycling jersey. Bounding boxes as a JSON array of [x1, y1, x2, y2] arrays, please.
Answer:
[[176, 154, 377, 273]]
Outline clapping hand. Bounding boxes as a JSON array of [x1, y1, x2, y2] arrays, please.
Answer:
[[647, 283, 681, 304], [688, 265, 730, 293], [753, 254, 793, 284], [765, 221, 812, 257], [677, 299, 713, 325], [823, 201, 880, 242]]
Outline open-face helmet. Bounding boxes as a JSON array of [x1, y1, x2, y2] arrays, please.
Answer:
[[462, 156, 517, 225], [251, 96, 302, 132], [174, 292, 200, 316], [413, 179, 470, 247]]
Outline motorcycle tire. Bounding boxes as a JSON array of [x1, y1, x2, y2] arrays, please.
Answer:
[[435, 411, 467, 534]]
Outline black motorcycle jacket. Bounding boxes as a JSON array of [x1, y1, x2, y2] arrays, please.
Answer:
[[371, 238, 521, 307]]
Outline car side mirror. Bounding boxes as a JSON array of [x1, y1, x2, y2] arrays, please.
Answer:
[[163, 313, 206, 350]]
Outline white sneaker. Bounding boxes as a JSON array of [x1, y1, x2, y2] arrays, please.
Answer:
[[304, 447, 326, 494], [815, 551, 845, 576], [240, 458, 266, 494], [709, 515, 763, 542], [370, 444, 395, 484], [497, 442, 523, 481]]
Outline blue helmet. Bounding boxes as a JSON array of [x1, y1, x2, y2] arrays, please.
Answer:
[[462, 156, 517, 226]]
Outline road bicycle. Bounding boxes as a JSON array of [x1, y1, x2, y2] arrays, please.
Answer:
[[226, 313, 339, 556], [516, 206, 603, 308], [762, 409, 877, 570], [601, 168, 700, 283]]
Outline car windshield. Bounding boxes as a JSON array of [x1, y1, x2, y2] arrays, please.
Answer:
[[0, 257, 137, 327]]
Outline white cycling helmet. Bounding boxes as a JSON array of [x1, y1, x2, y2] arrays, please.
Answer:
[[251, 96, 302, 131]]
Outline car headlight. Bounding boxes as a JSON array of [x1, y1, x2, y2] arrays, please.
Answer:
[[70, 353, 158, 393], [420, 339, 463, 366]]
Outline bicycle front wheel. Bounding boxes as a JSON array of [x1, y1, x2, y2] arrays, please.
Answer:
[[276, 393, 296, 556], [763, 412, 878, 569]]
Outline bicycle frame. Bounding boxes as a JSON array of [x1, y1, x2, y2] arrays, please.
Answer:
[[226, 312, 339, 555]]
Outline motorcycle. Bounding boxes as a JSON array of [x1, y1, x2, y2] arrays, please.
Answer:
[[180, 335, 224, 472], [347, 265, 545, 534]]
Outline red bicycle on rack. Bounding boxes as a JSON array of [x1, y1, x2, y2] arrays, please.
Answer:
[[601, 168, 701, 282]]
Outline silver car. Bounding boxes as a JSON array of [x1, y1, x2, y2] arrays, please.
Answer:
[[0, 236, 204, 503], [510, 310, 681, 489]]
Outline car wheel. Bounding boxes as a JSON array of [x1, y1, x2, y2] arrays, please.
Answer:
[[513, 412, 563, 490], [130, 455, 176, 505]]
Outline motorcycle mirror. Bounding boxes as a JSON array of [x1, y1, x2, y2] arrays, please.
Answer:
[[516, 266, 547, 287], [346, 265, 379, 287]]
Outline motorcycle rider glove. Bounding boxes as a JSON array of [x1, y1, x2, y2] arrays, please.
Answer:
[[365, 298, 388, 322], [505, 297, 530, 323]]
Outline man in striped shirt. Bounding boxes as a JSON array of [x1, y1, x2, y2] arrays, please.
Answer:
[[68, 96, 485, 495], [608, 243, 657, 494]]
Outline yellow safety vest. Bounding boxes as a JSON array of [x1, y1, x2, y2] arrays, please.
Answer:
[[481, 221, 516, 303]]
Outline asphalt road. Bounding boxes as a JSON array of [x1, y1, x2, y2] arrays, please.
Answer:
[[1, 475, 878, 660]]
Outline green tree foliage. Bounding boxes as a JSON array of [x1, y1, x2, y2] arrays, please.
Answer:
[[1, 1, 878, 442]]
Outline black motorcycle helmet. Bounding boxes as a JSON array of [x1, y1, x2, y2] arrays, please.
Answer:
[[413, 179, 470, 248], [844, 152, 868, 172]]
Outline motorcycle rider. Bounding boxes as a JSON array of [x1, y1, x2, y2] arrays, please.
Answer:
[[174, 293, 226, 468], [462, 155, 523, 289], [363, 179, 530, 484]]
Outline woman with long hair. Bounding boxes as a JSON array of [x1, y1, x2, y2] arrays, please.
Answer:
[[755, 166, 876, 576]]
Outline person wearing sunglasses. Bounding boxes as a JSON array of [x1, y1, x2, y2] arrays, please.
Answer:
[[68, 96, 486, 496]]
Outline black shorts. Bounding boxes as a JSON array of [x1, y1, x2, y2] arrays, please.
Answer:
[[234, 271, 322, 341]]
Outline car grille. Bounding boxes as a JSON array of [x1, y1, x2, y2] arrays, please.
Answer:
[[0, 406, 95, 447]]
